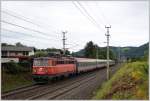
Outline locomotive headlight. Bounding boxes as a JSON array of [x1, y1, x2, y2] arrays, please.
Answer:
[[39, 68, 43, 72], [33, 68, 37, 73]]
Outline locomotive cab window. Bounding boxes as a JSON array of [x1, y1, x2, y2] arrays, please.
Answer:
[[48, 59, 56, 66], [33, 59, 48, 66]]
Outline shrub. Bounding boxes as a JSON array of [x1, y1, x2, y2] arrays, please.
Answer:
[[5, 62, 22, 74], [18, 60, 32, 72], [93, 62, 148, 100], [4, 61, 32, 74]]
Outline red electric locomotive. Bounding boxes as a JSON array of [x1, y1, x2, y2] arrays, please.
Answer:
[[32, 57, 76, 83]]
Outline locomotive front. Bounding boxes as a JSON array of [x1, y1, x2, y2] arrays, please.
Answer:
[[32, 57, 55, 83], [32, 57, 77, 83]]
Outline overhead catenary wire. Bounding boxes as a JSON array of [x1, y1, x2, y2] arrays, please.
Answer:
[[84, 2, 106, 26], [75, 1, 105, 32], [2, 10, 41, 27], [2, 9, 61, 35], [66, 44, 79, 49], [2, 28, 61, 42], [2, 23, 78, 51], [72, 1, 103, 32], [1, 34, 53, 45], [2, 33, 62, 49], [1, 20, 60, 39], [95, 3, 110, 25]]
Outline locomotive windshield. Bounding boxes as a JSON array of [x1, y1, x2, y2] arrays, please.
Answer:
[[33, 59, 48, 66]]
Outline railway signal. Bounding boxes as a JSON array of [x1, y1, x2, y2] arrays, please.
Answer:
[[105, 25, 111, 80]]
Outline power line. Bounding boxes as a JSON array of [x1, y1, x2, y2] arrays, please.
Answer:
[[2, 28, 60, 42], [72, 1, 105, 32], [84, 2, 106, 26], [76, 1, 105, 32], [1, 34, 52, 45], [2, 28, 78, 49], [2, 9, 61, 35], [66, 44, 79, 49], [2, 10, 41, 27], [1, 20, 59, 38], [95, 3, 110, 25]]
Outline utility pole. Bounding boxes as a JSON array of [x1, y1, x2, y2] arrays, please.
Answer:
[[62, 31, 67, 56], [105, 25, 111, 80], [118, 46, 121, 63], [95, 45, 98, 68]]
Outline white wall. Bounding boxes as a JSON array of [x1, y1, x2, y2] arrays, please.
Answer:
[[29, 50, 34, 56], [1, 58, 19, 63]]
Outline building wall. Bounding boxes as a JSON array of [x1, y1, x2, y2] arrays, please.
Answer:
[[29, 50, 34, 56], [1, 58, 19, 63], [2, 51, 31, 57]]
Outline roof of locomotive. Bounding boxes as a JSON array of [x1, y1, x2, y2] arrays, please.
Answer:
[[75, 58, 113, 62]]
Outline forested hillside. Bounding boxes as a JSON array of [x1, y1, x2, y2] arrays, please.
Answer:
[[73, 42, 149, 59]]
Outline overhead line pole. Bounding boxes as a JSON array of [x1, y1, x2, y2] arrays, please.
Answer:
[[62, 31, 67, 56], [96, 45, 98, 68], [105, 25, 111, 80]]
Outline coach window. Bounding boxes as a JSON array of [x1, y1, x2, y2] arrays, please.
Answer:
[[69, 61, 73, 64], [69, 61, 71, 64], [57, 61, 61, 64], [61, 61, 63, 64], [82, 63, 84, 67], [56, 61, 59, 64], [79, 63, 81, 67], [66, 61, 69, 64]]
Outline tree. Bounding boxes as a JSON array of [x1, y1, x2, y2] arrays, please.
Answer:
[[143, 50, 148, 61], [2, 43, 7, 46], [34, 51, 48, 57], [84, 41, 96, 58], [84, 41, 116, 59], [15, 42, 24, 47], [65, 50, 70, 55]]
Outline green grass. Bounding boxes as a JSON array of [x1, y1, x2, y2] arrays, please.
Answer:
[[93, 61, 149, 100], [2, 71, 33, 93]]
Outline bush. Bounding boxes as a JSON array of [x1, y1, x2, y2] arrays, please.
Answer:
[[93, 62, 148, 100], [18, 61, 32, 72], [3, 61, 31, 74], [4, 62, 22, 74], [34, 51, 48, 57]]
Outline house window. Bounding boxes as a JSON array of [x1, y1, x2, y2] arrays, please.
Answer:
[[23, 51, 28, 56], [15, 52, 18, 55], [2, 51, 7, 56]]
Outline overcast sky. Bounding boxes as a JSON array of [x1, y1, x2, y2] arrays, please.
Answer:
[[1, 1, 149, 52]]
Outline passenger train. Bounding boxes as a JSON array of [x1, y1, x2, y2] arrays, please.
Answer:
[[32, 56, 115, 83]]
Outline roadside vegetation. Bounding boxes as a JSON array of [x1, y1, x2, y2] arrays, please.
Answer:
[[2, 61, 33, 92], [93, 61, 148, 100]]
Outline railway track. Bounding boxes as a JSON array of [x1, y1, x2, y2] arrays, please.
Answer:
[[28, 72, 97, 100], [2, 69, 101, 100], [2, 65, 120, 100], [1, 83, 40, 99]]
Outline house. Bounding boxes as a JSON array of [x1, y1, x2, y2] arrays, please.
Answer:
[[1, 45, 35, 63]]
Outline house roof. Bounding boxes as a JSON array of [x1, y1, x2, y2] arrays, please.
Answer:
[[2, 46, 34, 52]]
